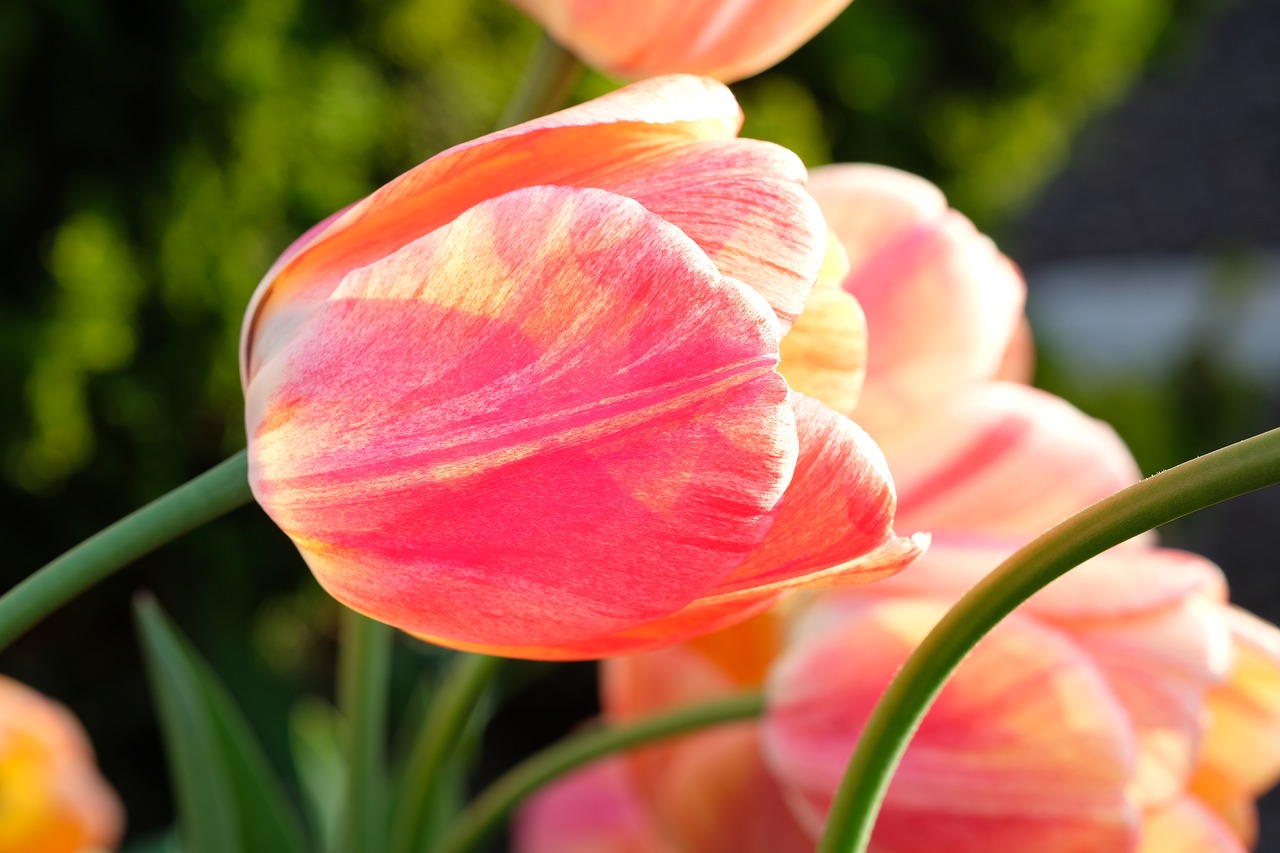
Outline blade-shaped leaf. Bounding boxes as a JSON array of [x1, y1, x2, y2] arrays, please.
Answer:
[[290, 697, 345, 853], [135, 596, 310, 853]]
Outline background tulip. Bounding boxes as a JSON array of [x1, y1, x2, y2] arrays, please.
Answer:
[[242, 76, 922, 660], [0, 676, 123, 853], [507, 0, 853, 83]]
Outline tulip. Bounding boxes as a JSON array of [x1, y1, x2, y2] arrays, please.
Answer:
[[507, 0, 853, 83], [0, 675, 123, 853], [514, 164, 1280, 851], [242, 76, 922, 660], [762, 546, 1255, 852]]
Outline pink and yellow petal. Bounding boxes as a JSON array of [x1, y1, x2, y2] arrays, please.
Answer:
[[1139, 796, 1246, 853], [428, 590, 783, 661], [245, 77, 824, 380], [513, 758, 675, 853], [808, 164, 1024, 435], [1067, 597, 1232, 807], [248, 185, 796, 652], [870, 541, 1226, 629], [763, 597, 1138, 851], [603, 138, 827, 332], [1195, 605, 1280, 796], [778, 233, 866, 413], [884, 383, 1142, 538], [602, 618, 810, 853], [708, 393, 922, 598], [512, 0, 853, 83]]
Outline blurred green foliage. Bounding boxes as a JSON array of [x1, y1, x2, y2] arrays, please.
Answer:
[[0, 0, 1217, 841]]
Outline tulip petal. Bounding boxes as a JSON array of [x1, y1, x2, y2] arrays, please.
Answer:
[[603, 139, 827, 332], [778, 233, 867, 412], [420, 591, 783, 661], [514, 758, 675, 853], [808, 164, 1024, 435], [602, 619, 812, 853], [763, 596, 1138, 852], [885, 382, 1143, 538], [874, 540, 1227, 622], [248, 185, 797, 651], [706, 393, 922, 599], [1068, 596, 1232, 807], [243, 75, 747, 380], [512, 0, 853, 82], [1196, 606, 1280, 796], [1139, 797, 1246, 853]]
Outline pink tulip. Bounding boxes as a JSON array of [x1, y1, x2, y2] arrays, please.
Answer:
[[241, 76, 922, 660], [0, 676, 123, 853], [762, 545, 1244, 852], [507, 0, 853, 83]]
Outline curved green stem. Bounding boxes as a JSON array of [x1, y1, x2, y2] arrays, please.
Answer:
[[818, 426, 1280, 853], [338, 609, 394, 853], [498, 30, 582, 129], [432, 692, 764, 853], [390, 653, 502, 853], [0, 450, 253, 652]]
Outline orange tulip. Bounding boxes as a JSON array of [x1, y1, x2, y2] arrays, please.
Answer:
[[507, 0, 853, 83], [241, 76, 922, 660], [0, 675, 123, 853]]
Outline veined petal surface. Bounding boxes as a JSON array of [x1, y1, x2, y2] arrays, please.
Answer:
[[885, 383, 1142, 538], [707, 393, 921, 597], [763, 596, 1138, 852], [809, 164, 1024, 436], [243, 76, 825, 380], [247, 185, 796, 650]]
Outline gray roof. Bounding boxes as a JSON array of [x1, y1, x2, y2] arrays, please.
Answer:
[[1014, 0, 1280, 264]]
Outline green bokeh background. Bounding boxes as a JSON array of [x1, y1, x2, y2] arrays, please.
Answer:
[[0, 0, 1246, 845]]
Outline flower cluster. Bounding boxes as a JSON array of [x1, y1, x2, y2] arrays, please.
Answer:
[[514, 168, 1280, 853]]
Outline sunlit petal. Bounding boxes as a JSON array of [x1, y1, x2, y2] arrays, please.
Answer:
[[248, 185, 796, 650]]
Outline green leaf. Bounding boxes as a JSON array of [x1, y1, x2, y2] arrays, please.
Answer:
[[289, 697, 345, 853], [135, 596, 310, 853], [120, 828, 184, 853]]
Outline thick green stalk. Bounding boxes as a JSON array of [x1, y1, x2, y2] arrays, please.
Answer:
[[818, 426, 1280, 853], [432, 692, 765, 853], [337, 609, 394, 853], [0, 451, 252, 652], [498, 30, 582, 128], [390, 653, 501, 853]]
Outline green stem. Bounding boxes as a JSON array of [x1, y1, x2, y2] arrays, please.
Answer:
[[338, 608, 394, 853], [0, 450, 252, 652], [818, 426, 1280, 853], [498, 30, 582, 129], [390, 653, 501, 853], [432, 692, 764, 853]]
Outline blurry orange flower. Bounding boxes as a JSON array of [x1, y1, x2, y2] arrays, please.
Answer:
[[241, 78, 922, 661], [507, 0, 852, 82], [0, 675, 122, 853]]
